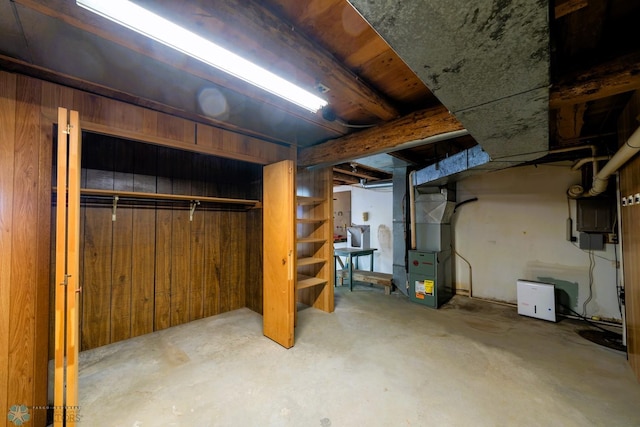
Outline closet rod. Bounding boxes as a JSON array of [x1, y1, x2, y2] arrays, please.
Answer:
[[52, 187, 261, 207]]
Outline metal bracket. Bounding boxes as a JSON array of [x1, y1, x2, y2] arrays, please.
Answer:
[[189, 200, 200, 221], [112, 195, 119, 221], [61, 274, 71, 287]]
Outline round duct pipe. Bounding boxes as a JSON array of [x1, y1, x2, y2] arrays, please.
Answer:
[[359, 179, 393, 189]]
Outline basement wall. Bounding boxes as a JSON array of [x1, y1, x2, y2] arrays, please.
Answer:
[[453, 164, 621, 321], [333, 185, 393, 274]]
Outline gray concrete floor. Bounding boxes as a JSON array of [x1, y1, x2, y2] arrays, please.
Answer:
[[75, 285, 640, 426]]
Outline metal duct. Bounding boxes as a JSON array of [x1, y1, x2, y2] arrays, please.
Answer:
[[413, 186, 455, 252], [348, 0, 550, 176], [360, 179, 393, 189], [413, 145, 491, 186]]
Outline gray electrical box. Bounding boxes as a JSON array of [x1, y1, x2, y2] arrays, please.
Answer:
[[579, 232, 605, 251]]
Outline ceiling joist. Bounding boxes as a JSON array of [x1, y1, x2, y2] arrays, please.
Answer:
[[554, 0, 589, 19], [298, 105, 464, 167], [556, 103, 587, 141], [550, 52, 640, 108]]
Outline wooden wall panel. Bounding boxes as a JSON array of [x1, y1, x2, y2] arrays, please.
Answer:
[[8, 76, 42, 411], [227, 212, 247, 311], [0, 71, 17, 427], [619, 90, 640, 382], [203, 211, 222, 317], [82, 207, 113, 349], [131, 143, 157, 338], [170, 149, 192, 326], [170, 208, 191, 327], [245, 208, 263, 314], [197, 123, 292, 165], [218, 212, 233, 312], [81, 135, 115, 350], [154, 147, 173, 331], [110, 142, 134, 343], [189, 155, 207, 321], [34, 82, 54, 426]]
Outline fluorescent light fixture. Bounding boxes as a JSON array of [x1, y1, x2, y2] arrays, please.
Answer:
[[76, 0, 328, 112]]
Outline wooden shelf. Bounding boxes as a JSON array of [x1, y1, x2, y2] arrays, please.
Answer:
[[297, 257, 327, 267], [297, 196, 324, 206], [296, 275, 328, 290], [296, 218, 328, 224], [53, 187, 261, 208], [297, 237, 327, 244]]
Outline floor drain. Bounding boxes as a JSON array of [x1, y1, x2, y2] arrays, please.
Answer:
[[578, 329, 626, 352]]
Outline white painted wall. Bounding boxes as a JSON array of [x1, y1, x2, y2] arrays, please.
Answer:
[[453, 164, 621, 321], [334, 185, 393, 273]]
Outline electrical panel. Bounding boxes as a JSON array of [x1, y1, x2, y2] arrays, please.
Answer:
[[576, 197, 614, 233]]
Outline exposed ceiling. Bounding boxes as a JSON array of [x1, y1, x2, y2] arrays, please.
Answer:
[[1, 0, 639, 186]]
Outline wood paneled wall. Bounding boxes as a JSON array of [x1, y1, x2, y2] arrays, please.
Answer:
[[0, 73, 52, 427], [51, 134, 264, 352], [619, 90, 640, 382], [0, 69, 289, 427]]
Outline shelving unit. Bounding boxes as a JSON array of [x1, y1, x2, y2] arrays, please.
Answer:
[[263, 160, 333, 349], [295, 167, 334, 312]]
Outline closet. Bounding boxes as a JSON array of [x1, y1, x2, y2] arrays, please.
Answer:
[[51, 130, 263, 353]]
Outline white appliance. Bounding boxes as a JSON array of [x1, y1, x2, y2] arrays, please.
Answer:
[[516, 280, 556, 322]]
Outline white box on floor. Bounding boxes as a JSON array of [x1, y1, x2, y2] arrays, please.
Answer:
[[517, 280, 556, 322]]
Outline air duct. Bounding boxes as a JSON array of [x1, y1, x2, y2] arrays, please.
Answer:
[[349, 0, 550, 175], [359, 179, 393, 189]]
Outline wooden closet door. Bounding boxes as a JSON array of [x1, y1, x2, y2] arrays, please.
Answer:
[[54, 108, 81, 426], [263, 160, 295, 348]]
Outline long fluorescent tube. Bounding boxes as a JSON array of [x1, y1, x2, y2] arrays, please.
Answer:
[[76, 0, 328, 112]]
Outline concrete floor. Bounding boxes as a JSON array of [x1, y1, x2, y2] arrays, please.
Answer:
[[75, 285, 640, 426]]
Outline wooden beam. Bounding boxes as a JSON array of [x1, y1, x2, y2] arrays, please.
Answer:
[[550, 52, 640, 108], [556, 103, 587, 141], [299, 105, 464, 167], [332, 167, 376, 180], [555, 0, 588, 19], [332, 171, 360, 184]]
